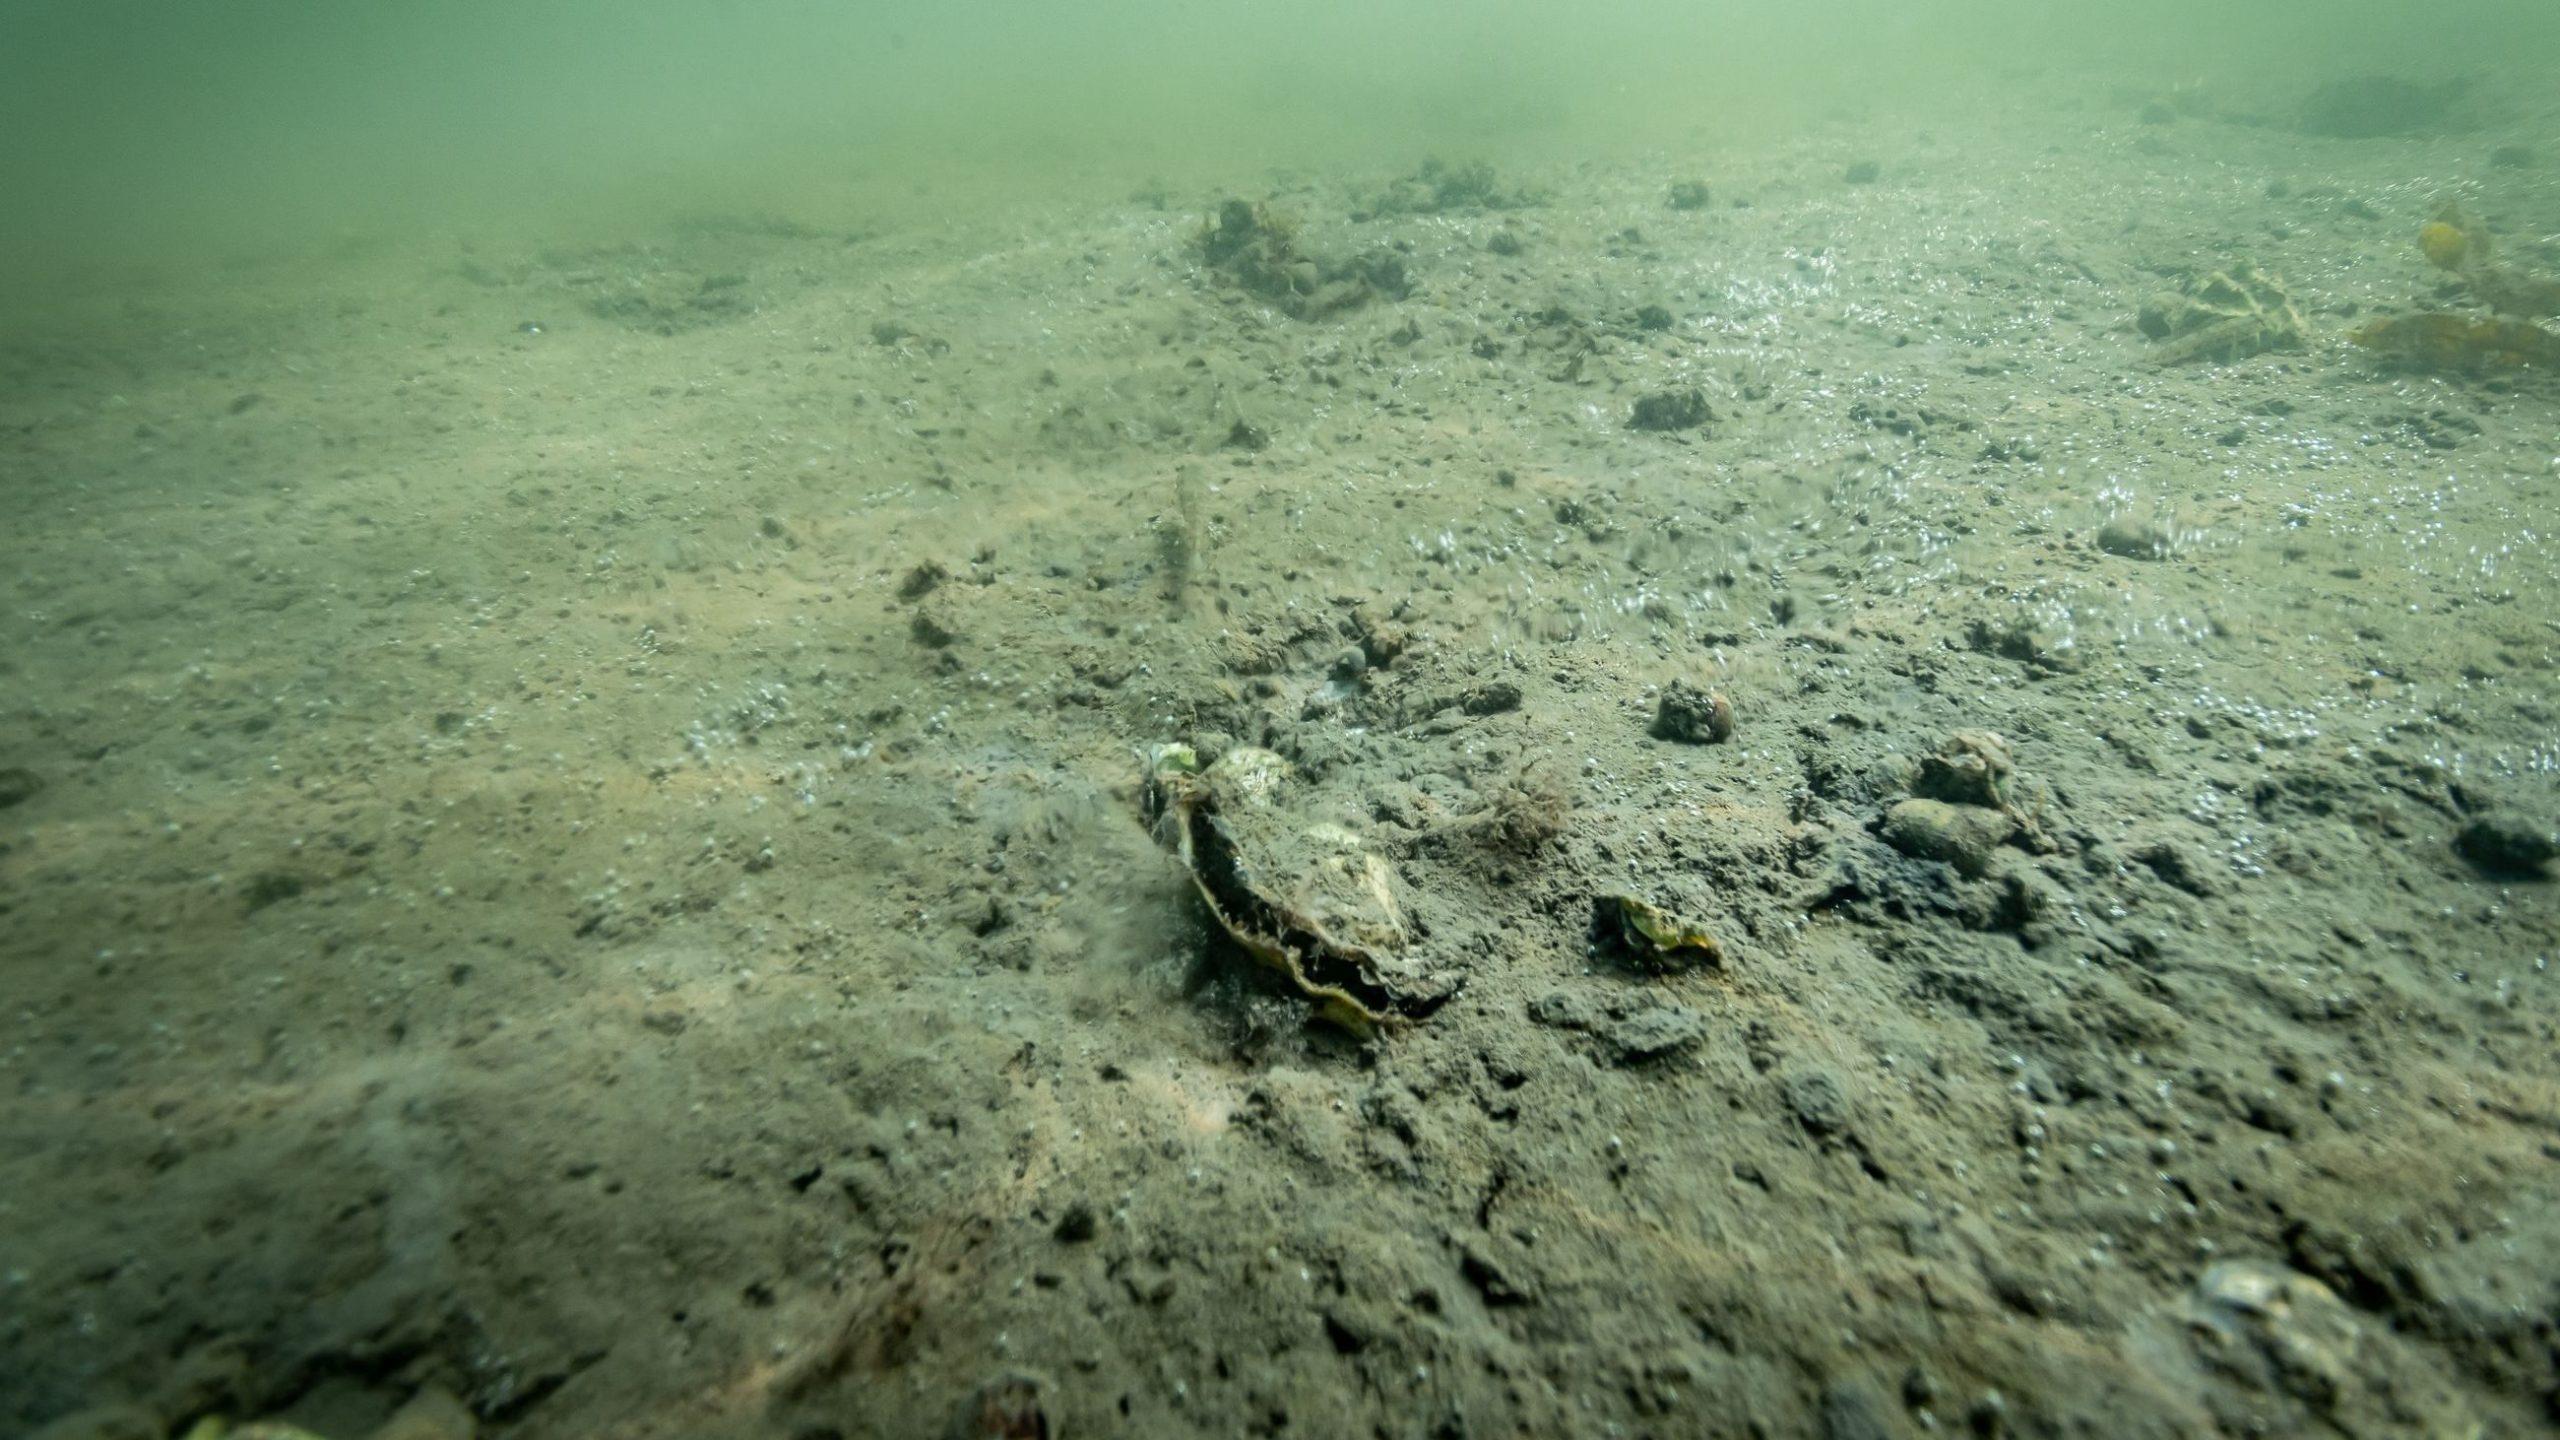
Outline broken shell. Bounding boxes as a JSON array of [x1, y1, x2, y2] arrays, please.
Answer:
[[1592, 893, 1723, 971]]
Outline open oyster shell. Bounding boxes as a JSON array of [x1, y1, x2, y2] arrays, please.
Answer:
[[1146, 744, 1456, 1032]]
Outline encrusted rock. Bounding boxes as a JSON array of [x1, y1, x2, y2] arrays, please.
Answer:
[[1649, 680, 1734, 744]]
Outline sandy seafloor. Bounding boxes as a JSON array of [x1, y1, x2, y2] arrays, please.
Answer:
[[5, 71, 2559, 1440]]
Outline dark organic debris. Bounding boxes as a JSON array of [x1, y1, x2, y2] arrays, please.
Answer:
[[1368, 158, 1535, 217], [1194, 199, 1409, 320], [897, 559, 949, 600]]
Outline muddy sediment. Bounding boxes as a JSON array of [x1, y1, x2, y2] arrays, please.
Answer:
[[4, 73, 2558, 1440]]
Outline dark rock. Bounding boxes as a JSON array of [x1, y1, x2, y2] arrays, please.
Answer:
[[0, 766, 41, 809], [1667, 180, 1712, 211], [2096, 516, 2171, 560], [1844, 160, 1882, 185], [2454, 815, 2555, 874], [1628, 389, 1713, 432], [1963, 612, 2080, 673]]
